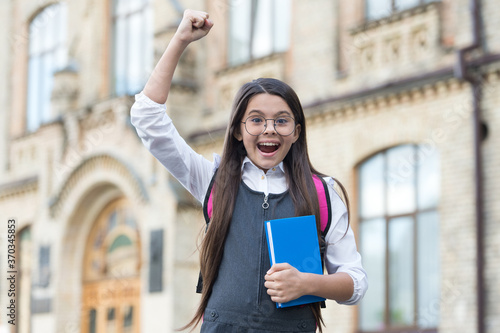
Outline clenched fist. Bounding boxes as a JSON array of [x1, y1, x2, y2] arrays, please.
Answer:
[[174, 9, 214, 44]]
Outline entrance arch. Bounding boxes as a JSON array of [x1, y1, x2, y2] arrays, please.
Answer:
[[80, 198, 141, 333]]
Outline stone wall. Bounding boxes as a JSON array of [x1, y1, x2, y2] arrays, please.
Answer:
[[1, 0, 499, 332]]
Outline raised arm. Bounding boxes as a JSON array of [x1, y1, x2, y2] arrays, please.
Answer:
[[130, 10, 215, 202], [143, 9, 213, 104]]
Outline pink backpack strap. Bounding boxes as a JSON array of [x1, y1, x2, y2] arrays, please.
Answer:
[[206, 189, 214, 221], [203, 170, 218, 225], [312, 174, 331, 309], [204, 171, 331, 235], [312, 174, 332, 236]]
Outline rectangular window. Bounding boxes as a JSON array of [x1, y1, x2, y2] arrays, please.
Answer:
[[39, 245, 51, 288], [89, 309, 97, 333], [123, 306, 134, 333], [112, 0, 153, 96], [107, 307, 116, 332], [366, 0, 392, 21], [228, 0, 251, 65], [396, 0, 421, 11], [149, 229, 164, 292], [228, 0, 291, 66]]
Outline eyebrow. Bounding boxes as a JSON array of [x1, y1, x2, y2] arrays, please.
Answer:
[[248, 110, 293, 117]]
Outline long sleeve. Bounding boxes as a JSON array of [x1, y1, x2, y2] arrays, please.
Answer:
[[130, 92, 215, 203], [324, 177, 368, 305]]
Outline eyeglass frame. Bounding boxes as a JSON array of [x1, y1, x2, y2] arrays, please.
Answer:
[[241, 115, 297, 137]]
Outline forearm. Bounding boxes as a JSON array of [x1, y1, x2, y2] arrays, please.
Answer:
[[265, 264, 355, 304], [142, 9, 213, 104], [143, 37, 189, 104], [302, 272, 354, 303]]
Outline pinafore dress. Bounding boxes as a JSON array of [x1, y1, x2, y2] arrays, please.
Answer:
[[200, 182, 317, 333]]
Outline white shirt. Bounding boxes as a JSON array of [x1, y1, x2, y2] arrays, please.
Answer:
[[131, 92, 367, 305]]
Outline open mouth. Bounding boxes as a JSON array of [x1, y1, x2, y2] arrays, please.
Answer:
[[258, 142, 280, 154]]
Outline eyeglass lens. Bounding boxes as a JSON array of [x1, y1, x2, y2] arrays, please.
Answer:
[[244, 115, 295, 136]]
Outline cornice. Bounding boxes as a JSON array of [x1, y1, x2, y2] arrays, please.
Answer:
[[306, 64, 500, 124], [0, 175, 38, 200]]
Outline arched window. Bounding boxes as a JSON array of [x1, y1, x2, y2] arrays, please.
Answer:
[[112, 0, 153, 96], [27, 3, 67, 132], [228, 0, 291, 66], [358, 144, 440, 332]]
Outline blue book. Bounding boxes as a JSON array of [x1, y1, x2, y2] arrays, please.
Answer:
[[265, 215, 326, 308]]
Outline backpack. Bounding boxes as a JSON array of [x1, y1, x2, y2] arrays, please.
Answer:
[[196, 171, 333, 298]]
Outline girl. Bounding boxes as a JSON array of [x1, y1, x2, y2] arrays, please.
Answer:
[[131, 10, 367, 333]]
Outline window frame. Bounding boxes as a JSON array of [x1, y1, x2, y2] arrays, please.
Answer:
[[111, 0, 152, 96], [227, 0, 291, 66], [357, 144, 440, 333]]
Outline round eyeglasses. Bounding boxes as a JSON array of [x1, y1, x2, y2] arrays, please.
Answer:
[[242, 115, 296, 136]]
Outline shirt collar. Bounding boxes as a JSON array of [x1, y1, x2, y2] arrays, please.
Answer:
[[241, 157, 285, 174]]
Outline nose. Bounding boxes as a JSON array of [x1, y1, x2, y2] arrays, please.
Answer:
[[262, 119, 277, 135]]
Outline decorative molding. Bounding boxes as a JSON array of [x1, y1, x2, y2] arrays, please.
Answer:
[[306, 75, 465, 124], [351, 1, 441, 34], [49, 154, 149, 218], [0, 175, 38, 200], [51, 68, 79, 116], [310, 57, 500, 123], [345, 1, 443, 79]]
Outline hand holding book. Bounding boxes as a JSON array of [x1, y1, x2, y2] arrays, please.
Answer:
[[264, 262, 310, 304], [264, 215, 326, 308]]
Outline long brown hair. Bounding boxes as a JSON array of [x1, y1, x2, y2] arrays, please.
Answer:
[[182, 78, 350, 332]]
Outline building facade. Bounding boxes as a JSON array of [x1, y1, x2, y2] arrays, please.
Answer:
[[0, 0, 499, 332]]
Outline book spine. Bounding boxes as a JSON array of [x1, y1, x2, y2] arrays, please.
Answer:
[[266, 222, 276, 265]]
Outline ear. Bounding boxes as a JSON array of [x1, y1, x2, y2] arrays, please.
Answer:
[[292, 124, 301, 143], [234, 128, 243, 141]]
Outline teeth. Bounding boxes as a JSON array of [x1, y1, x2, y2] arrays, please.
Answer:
[[259, 142, 279, 146]]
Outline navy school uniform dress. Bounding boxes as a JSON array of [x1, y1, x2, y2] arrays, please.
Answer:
[[201, 181, 317, 333]]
